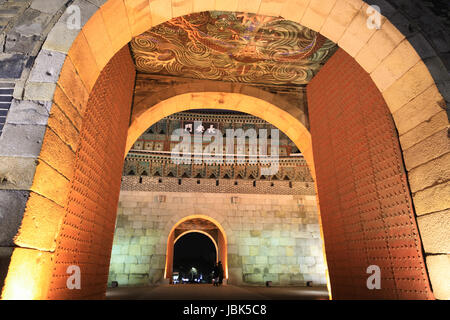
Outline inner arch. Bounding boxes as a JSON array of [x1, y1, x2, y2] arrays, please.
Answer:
[[173, 232, 218, 284], [126, 92, 316, 179], [165, 215, 229, 281]]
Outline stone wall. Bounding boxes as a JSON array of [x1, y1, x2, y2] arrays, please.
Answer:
[[108, 189, 327, 287]]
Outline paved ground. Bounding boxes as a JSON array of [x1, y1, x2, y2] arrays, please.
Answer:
[[106, 284, 329, 300]]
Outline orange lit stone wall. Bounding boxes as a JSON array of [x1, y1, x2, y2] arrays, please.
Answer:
[[45, 46, 135, 299], [307, 49, 434, 300]]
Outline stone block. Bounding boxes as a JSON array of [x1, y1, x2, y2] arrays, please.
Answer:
[[124, 0, 152, 37], [172, 0, 193, 18], [371, 39, 421, 91], [42, 22, 79, 54], [285, 246, 294, 256], [126, 255, 138, 264], [29, 49, 66, 83], [150, 254, 165, 268], [246, 237, 259, 245], [338, 4, 380, 57], [110, 263, 125, 273], [228, 253, 242, 268], [0, 156, 37, 190], [1, 248, 53, 299], [14, 191, 65, 251], [4, 32, 40, 54], [141, 246, 155, 256], [6, 99, 51, 126], [413, 181, 450, 216], [128, 273, 149, 285], [215, 0, 238, 12], [115, 274, 129, 285], [0, 123, 46, 158], [243, 264, 253, 273], [301, 0, 337, 31], [67, 32, 100, 92], [0, 54, 27, 79], [129, 244, 141, 256], [382, 61, 435, 114], [258, 0, 285, 17], [250, 230, 261, 237], [244, 273, 263, 283], [130, 263, 149, 274], [242, 256, 255, 265], [399, 110, 448, 151], [393, 85, 446, 136], [0, 247, 14, 290], [39, 128, 76, 179], [14, 9, 52, 37], [238, 245, 249, 256], [31, 0, 68, 14], [426, 254, 450, 300], [57, 57, 90, 115], [137, 255, 150, 264], [0, 190, 28, 246], [417, 210, 450, 254], [149, 0, 172, 27], [120, 244, 130, 254], [149, 269, 164, 284], [88, 0, 108, 6], [111, 255, 126, 263], [255, 256, 268, 265], [228, 267, 243, 285], [268, 264, 281, 274], [403, 128, 450, 171], [320, 0, 362, 43], [192, 0, 214, 12], [408, 152, 450, 194], [23, 82, 57, 101], [100, 0, 132, 53], [58, 0, 99, 28]]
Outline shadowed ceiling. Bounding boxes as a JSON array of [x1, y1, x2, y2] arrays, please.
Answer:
[[131, 11, 337, 86], [176, 219, 218, 231]]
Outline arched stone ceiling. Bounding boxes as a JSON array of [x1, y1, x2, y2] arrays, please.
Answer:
[[131, 11, 338, 86], [176, 218, 218, 230]]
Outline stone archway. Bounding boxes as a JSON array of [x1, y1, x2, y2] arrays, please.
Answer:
[[165, 215, 229, 282], [125, 92, 315, 177], [0, 0, 448, 300], [172, 231, 219, 282]]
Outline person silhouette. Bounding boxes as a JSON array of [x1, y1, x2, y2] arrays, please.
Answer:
[[212, 263, 219, 286], [217, 261, 224, 286]]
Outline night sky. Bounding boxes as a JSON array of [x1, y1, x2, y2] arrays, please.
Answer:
[[173, 232, 217, 280]]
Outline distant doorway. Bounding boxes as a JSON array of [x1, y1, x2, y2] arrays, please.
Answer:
[[173, 232, 217, 284], [165, 215, 228, 283]]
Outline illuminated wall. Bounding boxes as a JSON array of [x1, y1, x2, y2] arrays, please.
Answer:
[[108, 188, 326, 287]]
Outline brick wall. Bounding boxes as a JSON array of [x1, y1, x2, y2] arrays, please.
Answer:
[[108, 190, 327, 287], [121, 176, 316, 196], [307, 49, 433, 299], [45, 46, 135, 299]]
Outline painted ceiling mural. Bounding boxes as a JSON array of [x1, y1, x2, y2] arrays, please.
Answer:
[[131, 11, 338, 86]]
